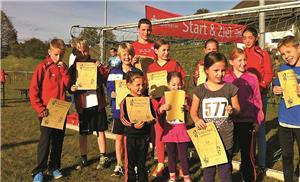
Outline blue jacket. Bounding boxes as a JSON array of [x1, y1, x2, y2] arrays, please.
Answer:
[[274, 64, 300, 126], [107, 65, 142, 119]]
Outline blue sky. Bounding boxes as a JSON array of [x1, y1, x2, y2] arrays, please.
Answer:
[[2, 0, 239, 43]]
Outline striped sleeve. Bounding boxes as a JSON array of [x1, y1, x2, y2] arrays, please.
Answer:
[[120, 98, 132, 127]]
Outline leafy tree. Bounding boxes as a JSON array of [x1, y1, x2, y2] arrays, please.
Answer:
[[79, 28, 115, 46], [11, 38, 48, 59], [194, 8, 210, 15], [1, 10, 18, 58]]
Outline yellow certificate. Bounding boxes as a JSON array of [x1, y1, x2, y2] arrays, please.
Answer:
[[278, 69, 300, 108], [187, 123, 228, 168], [115, 80, 130, 110], [197, 65, 206, 86], [76, 62, 97, 90], [147, 70, 168, 98], [41, 98, 72, 130], [165, 90, 185, 123], [126, 97, 154, 123]]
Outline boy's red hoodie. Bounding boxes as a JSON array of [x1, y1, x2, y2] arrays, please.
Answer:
[[29, 56, 70, 116]]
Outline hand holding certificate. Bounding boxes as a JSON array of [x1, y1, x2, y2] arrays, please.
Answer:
[[187, 123, 228, 168], [165, 90, 185, 123], [42, 98, 72, 130], [115, 80, 130, 110], [126, 97, 154, 123], [278, 69, 300, 108], [76, 62, 97, 90], [197, 65, 207, 86], [147, 70, 168, 98]]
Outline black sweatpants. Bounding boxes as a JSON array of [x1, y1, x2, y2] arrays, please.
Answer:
[[124, 136, 149, 182], [278, 125, 300, 182], [233, 122, 256, 182], [32, 124, 65, 176]]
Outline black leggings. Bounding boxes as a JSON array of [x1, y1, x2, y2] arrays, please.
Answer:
[[165, 142, 189, 175]]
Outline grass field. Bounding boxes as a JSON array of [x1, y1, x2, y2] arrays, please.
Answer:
[[3, 77, 298, 182]]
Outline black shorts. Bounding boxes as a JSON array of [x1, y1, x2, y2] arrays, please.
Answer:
[[79, 107, 108, 135], [111, 118, 124, 135]]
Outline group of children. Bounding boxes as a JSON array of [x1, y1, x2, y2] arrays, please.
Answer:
[[29, 17, 300, 182]]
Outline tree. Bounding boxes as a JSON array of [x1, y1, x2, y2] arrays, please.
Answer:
[[79, 28, 116, 46], [1, 10, 18, 58], [194, 8, 210, 15], [11, 38, 48, 59]]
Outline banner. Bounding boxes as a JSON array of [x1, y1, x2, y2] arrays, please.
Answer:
[[145, 5, 245, 43]]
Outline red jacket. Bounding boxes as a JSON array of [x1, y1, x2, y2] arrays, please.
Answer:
[[245, 46, 273, 90], [29, 56, 70, 116]]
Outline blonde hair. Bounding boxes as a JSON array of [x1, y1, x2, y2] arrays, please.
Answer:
[[229, 48, 245, 60], [118, 43, 134, 57], [277, 35, 299, 49], [50, 38, 65, 50], [76, 38, 89, 51]]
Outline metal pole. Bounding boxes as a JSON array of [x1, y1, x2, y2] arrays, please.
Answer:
[[100, 28, 105, 64], [104, 0, 107, 25], [259, 0, 265, 49]]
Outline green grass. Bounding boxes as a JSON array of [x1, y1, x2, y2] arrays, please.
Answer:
[[1, 77, 292, 182]]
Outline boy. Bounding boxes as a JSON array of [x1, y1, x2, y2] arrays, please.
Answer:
[[107, 48, 121, 68], [132, 18, 156, 69], [273, 35, 300, 182], [30, 39, 69, 182]]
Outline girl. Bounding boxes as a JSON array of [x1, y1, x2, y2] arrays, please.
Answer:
[[69, 39, 110, 170], [107, 43, 142, 177], [147, 39, 186, 177], [193, 38, 219, 85], [120, 71, 155, 182], [158, 72, 191, 182], [224, 48, 264, 182], [242, 26, 273, 173], [190, 52, 240, 182], [273, 35, 300, 182]]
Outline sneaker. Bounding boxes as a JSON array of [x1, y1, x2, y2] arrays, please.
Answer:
[[111, 165, 124, 177], [50, 169, 63, 179], [33, 172, 43, 182], [76, 157, 88, 170], [96, 155, 110, 169]]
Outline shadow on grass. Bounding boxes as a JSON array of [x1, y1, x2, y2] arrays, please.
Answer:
[[265, 117, 279, 136], [61, 152, 115, 178], [266, 130, 281, 169], [1, 133, 75, 150]]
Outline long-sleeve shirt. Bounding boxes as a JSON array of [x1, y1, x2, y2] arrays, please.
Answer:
[[29, 56, 70, 116], [120, 94, 155, 137], [224, 71, 264, 125], [245, 46, 273, 90]]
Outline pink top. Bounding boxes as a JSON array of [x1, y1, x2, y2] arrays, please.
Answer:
[[158, 96, 191, 143], [224, 71, 264, 125]]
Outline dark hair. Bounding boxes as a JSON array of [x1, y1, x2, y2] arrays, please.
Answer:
[[138, 18, 152, 28], [242, 26, 259, 46], [154, 39, 169, 50], [204, 52, 227, 69], [126, 71, 144, 84], [167, 71, 182, 83], [204, 38, 219, 50], [110, 47, 117, 52]]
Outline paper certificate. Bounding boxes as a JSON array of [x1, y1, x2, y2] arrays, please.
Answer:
[[147, 70, 168, 98], [197, 65, 207, 86], [115, 80, 130, 110], [41, 98, 72, 130], [187, 123, 228, 168], [165, 90, 185, 123], [76, 62, 97, 90], [278, 69, 300, 108], [126, 97, 154, 123]]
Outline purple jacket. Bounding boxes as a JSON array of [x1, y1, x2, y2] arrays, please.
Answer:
[[224, 71, 264, 125]]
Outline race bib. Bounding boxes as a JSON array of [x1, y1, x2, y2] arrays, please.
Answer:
[[202, 97, 228, 119]]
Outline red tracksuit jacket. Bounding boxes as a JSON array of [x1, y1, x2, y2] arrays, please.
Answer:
[[29, 56, 70, 116]]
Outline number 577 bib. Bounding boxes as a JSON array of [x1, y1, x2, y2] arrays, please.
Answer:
[[202, 97, 228, 119]]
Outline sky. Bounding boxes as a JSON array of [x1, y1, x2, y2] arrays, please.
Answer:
[[2, 0, 239, 43]]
